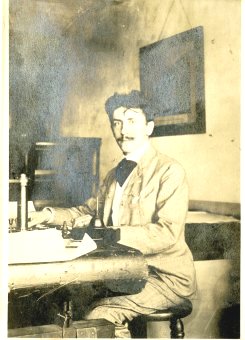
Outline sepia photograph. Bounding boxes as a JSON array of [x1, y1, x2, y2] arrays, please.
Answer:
[[1, 0, 242, 338]]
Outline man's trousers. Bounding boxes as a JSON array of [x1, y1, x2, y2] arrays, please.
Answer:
[[85, 275, 187, 338]]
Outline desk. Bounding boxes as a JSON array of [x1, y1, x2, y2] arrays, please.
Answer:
[[8, 243, 148, 332], [9, 244, 148, 292]]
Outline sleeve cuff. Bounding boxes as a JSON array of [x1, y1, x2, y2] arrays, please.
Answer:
[[43, 207, 55, 224]]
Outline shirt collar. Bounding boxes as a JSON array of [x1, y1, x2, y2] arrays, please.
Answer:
[[125, 140, 150, 162]]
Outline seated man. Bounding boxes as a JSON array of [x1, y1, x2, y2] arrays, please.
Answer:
[[29, 90, 196, 338]]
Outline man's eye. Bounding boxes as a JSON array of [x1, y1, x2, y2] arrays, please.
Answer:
[[128, 119, 135, 124], [113, 121, 121, 127]]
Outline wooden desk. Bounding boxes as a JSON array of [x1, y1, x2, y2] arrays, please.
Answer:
[[9, 244, 148, 292], [8, 243, 148, 332]]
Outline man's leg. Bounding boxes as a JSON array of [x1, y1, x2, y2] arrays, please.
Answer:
[[85, 304, 137, 338], [85, 276, 186, 338]]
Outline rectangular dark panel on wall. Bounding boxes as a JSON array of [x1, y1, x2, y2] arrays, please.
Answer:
[[140, 26, 205, 137]]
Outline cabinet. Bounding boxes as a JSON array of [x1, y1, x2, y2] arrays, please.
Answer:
[[31, 137, 101, 208], [9, 137, 101, 209]]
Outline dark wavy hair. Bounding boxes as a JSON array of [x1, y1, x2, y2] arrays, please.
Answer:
[[105, 90, 156, 122]]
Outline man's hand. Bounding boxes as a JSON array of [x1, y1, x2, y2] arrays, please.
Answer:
[[72, 215, 93, 228], [28, 210, 52, 228], [28, 211, 93, 229]]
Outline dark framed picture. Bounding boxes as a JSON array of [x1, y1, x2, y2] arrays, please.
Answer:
[[140, 26, 205, 137]]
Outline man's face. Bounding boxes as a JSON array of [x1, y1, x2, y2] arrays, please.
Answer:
[[111, 106, 154, 155]]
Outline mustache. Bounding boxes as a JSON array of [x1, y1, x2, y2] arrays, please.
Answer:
[[117, 137, 134, 142]]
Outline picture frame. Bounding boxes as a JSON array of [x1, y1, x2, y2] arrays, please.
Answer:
[[140, 26, 206, 137]]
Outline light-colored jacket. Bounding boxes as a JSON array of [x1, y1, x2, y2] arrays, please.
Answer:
[[50, 145, 196, 298]]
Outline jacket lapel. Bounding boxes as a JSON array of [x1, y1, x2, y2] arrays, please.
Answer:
[[103, 177, 116, 225], [123, 145, 158, 196]]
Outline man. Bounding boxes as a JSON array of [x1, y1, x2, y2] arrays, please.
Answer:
[[29, 90, 196, 338]]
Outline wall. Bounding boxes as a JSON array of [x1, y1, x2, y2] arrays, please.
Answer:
[[60, 0, 241, 203], [150, 0, 241, 203], [10, 0, 240, 203]]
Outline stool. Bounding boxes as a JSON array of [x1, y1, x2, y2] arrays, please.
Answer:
[[130, 299, 192, 338], [144, 299, 192, 338]]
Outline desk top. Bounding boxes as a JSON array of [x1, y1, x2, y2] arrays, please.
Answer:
[[9, 242, 148, 292]]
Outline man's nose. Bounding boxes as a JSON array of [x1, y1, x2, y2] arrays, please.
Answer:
[[121, 122, 129, 135]]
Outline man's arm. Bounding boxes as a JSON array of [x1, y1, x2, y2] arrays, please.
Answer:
[[115, 163, 189, 255], [28, 202, 95, 228], [28, 173, 109, 228]]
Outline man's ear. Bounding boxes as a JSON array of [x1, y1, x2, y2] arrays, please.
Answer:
[[146, 121, 154, 136]]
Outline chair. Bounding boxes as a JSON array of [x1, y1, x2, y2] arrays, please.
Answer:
[[130, 299, 192, 338]]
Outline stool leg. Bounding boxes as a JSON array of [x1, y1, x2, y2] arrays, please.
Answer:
[[170, 318, 185, 338]]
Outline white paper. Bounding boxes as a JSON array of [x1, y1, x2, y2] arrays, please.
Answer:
[[8, 229, 97, 264]]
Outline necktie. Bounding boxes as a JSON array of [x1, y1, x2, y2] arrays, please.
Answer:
[[115, 158, 137, 186]]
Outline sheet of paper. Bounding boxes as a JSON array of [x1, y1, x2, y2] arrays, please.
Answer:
[[8, 229, 97, 264]]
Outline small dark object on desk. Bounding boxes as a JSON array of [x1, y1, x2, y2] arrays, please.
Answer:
[[59, 215, 120, 248]]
